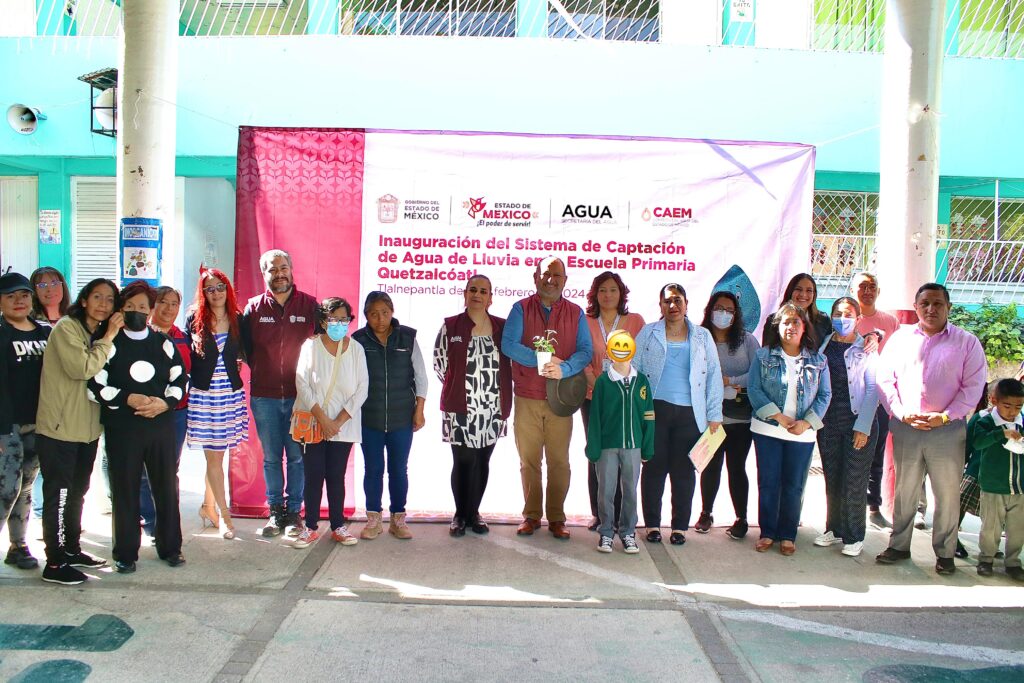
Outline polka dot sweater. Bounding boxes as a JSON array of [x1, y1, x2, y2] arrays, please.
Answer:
[[87, 329, 188, 429]]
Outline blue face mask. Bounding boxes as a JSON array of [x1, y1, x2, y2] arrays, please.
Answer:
[[326, 321, 348, 342], [832, 317, 857, 337]]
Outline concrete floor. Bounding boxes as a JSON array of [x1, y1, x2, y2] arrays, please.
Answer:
[[2, 451, 1023, 682]]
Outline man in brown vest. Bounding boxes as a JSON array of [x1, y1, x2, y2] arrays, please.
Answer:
[[501, 257, 593, 539]]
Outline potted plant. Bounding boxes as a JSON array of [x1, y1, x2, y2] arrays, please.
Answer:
[[532, 330, 557, 376]]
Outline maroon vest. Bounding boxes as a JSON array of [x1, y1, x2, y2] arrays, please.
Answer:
[[440, 312, 512, 420], [513, 294, 582, 400]]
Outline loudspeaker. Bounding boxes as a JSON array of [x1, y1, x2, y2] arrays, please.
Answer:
[[6, 104, 47, 135]]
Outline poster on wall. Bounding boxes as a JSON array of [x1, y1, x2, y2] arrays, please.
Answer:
[[731, 0, 754, 22], [234, 127, 815, 518], [38, 209, 61, 245], [119, 217, 162, 286]]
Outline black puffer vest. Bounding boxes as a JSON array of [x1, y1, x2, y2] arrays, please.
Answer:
[[353, 321, 417, 432]]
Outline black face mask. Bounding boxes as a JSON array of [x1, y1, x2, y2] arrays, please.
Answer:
[[123, 310, 148, 332]]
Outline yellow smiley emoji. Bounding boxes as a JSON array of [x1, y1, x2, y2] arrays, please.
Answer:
[[606, 329, 636, 363]]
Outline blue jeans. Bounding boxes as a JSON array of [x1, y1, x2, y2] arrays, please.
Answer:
[[752, 433, 814, 542], [251, 396, 304, 512], [362, 426, 413, 513]]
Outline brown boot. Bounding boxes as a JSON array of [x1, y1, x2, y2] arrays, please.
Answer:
[[360, 511, 383, 540], [389, 512, 413, 540]]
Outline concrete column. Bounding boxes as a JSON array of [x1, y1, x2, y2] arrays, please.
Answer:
[[875, 0, 945, 318], [117, 0, 178, 284]]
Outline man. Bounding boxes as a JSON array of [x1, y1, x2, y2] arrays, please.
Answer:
[[850, 272, 901, 529], [241, 250, 317, 537], [501, 257, 592, 539], [875, 283, 987, 575]]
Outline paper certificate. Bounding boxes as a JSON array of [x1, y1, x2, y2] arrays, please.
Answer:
[[689, 426, 727, 473]]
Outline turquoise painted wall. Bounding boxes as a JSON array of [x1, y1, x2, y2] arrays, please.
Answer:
[[2, 37, 1023, 177]]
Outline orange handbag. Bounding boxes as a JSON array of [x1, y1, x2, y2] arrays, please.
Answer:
[[290, 338, 343, 446]]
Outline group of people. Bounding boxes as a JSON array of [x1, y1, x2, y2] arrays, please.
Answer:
[[2, 251, 1022, 587]]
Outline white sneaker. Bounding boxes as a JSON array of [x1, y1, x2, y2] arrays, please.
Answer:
[[814, 531, 842, 547], [841, 541, 864, 557]]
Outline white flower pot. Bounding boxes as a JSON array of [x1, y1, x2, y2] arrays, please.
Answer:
[[536, 351, 552, 375]]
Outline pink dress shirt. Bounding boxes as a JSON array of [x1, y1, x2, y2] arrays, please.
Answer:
[[877, 322, 987, 421]]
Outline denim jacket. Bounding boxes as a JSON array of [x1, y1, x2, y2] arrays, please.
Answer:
[[818, 333, 879, 435], [747, 345, 832, 431], [634, 319, 724, 432]]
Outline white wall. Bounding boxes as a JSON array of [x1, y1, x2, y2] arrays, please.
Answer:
[[182, 177, 236, 314]]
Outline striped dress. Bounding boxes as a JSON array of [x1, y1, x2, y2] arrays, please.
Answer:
[[186, 332, 248, 450]]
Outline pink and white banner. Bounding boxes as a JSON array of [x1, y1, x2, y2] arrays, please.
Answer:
[[234, 128, 814, 518]]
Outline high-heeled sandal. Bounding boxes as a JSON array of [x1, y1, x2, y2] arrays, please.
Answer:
[[199, 504, 220, 529], [219, 513, 236, 540]]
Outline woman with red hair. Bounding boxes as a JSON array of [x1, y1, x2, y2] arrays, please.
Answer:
[[185, 267, 247, 539]]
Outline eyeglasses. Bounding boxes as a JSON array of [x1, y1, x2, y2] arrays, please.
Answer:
[[712, 306, 735, 313], [35, 282, 61, 290], [326, 316, 352, 324], [203, 283, 227, 294]]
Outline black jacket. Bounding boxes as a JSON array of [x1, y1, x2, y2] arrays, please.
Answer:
[[185, 312, 244, 392]]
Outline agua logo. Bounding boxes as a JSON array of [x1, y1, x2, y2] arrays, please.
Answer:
[[562, 204, 613, 219]]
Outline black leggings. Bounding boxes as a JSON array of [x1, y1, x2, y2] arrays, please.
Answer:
[[451, 444, 495, 521], [303, 441, 353, 531], [699, 422, 753, 520]]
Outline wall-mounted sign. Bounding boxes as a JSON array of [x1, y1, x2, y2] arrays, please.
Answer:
[[38, 209, 61, 245], [119, 217, 162, 286]]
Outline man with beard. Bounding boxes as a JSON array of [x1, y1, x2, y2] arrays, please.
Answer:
[[241, 250, 317, 537]]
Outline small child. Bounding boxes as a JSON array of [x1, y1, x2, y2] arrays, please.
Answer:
[[585, 330, 654, 554], [970, 378, 1024, 581], [956, 380, 996, 559]]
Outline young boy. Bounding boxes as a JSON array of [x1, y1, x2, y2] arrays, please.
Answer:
[[585, 330, 654, 554], [970, 378, 1024, 581]]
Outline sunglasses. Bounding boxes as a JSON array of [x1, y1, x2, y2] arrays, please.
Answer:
[[203, 283, 227, 294]]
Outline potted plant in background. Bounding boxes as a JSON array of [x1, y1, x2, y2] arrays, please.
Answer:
[[532, 330, 557, 376]]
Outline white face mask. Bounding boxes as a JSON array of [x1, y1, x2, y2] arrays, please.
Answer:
[[711, 311, 734, 330]]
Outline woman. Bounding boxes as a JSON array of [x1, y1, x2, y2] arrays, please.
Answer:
[[185, 268, 247, 540], [0, 272, 51, 570], [28, 267, 70, 520], [696, 291, 760, 539], [433, 275, 512, 537], [763, 273, 831, 347], [748, 302, 832, 555], [133, 286, 191, 539], [292, 298, 368, 549], [581, 271, 645, 532], [30, 266, 71, 326], [35, 278, 122, 585], [635, 284, 724, 546], [88, 281, 187, 573], [352, 291, 427, 541], [813, 297, 878, 557]]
